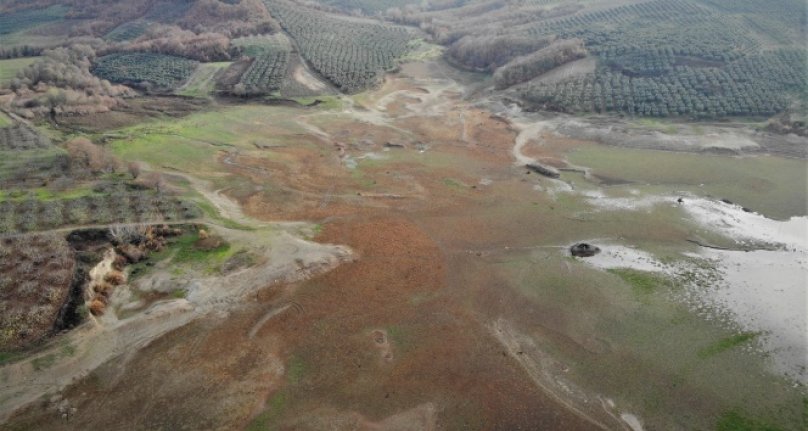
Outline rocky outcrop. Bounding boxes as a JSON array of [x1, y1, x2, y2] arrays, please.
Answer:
[[526, 163, 560, 178], [570, 243, 600, 257]]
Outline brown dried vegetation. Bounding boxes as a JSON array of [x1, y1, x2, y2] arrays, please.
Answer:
[[0, 234, 75, 351]]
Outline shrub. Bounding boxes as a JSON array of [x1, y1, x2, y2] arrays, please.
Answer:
[[104, 270, 126, 286], [89, 299, 106, 316]]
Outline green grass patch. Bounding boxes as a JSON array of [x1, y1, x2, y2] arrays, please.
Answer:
[[286, 356, 306, 386], [0, 112, 11, 127], [0, 351, 24, 366], [191, 195, 253, 230], [108, 105, 312, 173], [109, 132, 218, 174], [400, 38, 445, 62], [170, 288, 187, 299], [716, 410, 783, 431], [170, 232, 233, 266], [633, 118, 678, 134], [699, 332, 761, 359], [29, 186, 96, 201], [31, 353, 57, 371], [169, 230, 240, 274], [129, 227, 238, 278], [0, 57, 40, 85], [442, 177, 464, 188], [177, 62, 231, 98], [293, 96, 342, 110], [350, 168, 376, 188], [386, 325, 413, 353], [246, 391, 287, 431], [568, 145, 808, 219], [60, 343, 76, 357], [608, 268, 665, 296]]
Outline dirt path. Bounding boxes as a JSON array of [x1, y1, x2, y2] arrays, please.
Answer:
[[489, 318, 639, 431], [511, 120, 550, 166]]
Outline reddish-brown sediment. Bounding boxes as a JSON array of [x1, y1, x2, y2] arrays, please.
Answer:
[[4, 73, 607, 430]]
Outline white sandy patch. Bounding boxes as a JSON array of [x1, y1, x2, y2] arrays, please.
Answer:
[[582, 190, 673, 211], [620, 413, 644, 431], [293, 64, 327, 92], [696, 248, 808, 381], [511, 120, 551, 166], [650, 130, 760, 151], [682, 198, 807, 249], [680, 198, 808, 381], [580, 244, 671, 273]]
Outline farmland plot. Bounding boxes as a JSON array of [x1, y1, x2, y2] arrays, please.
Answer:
[[513, 0, 808, 118], [0, 191, 201, 235], [0, 123, 52, 151], [143, 0, 196, 23], [0, 234, 75, 352], [104, 20, 152, 42], [229, 34, 293, 95], [404, 0, 807, 119], [264, 0, 413, 93], [0, 123, 68, 187], [0, 5, 67, 35], [93, 53, 199, 92]]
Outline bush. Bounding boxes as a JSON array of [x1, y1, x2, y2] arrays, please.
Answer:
[[89, 298, 106, 316]]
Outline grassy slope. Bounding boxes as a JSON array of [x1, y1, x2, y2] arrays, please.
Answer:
[[177, 62, 231, 98], [108, 104, 312, 174], [0, 57, 39, 85]]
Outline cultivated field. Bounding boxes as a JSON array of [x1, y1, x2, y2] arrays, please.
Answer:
[[0, 234, 74, 352], [265, 0, 413, 92], [0, 57, 40, 85], [93, 53, 199, 91], [226, 34, 293, 95], [396, 0, 807, 118], [0, 5, 67, 35]]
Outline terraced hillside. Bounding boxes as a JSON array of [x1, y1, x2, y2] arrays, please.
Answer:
[[394, 0, 808, 118], [228, 33, 292, 95], [265, 0, 413, 93]]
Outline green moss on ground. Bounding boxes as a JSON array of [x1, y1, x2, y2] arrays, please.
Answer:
[[716, 411, 784, 431], [0, 112, 11, 127], [568, 145, 808, 219], [246, 391, 287, 431], [608, 268, 665, 296], [699, 332, 760, 359]]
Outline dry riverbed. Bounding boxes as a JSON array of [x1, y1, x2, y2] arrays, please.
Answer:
[[2, 57, 806, 430]]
